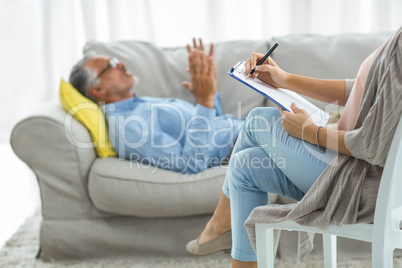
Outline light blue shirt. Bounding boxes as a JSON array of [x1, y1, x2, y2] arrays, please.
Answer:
[[103, 93, 244, 174]]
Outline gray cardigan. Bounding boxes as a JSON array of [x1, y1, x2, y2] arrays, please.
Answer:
[[245, 26, 402, 258]]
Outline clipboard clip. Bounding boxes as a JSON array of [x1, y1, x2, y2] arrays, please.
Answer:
[[231, 61, 245, 73]]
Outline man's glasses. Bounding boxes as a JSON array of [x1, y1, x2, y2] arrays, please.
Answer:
[[96, 57, 119, 79]]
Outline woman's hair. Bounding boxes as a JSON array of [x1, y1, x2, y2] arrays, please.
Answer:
[[69, 51, 98, 101]]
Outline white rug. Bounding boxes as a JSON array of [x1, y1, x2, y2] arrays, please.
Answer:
[[1, 213, 402, 268]]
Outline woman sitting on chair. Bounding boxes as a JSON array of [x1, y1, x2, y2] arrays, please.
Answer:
[[186, 26, 402, 268]]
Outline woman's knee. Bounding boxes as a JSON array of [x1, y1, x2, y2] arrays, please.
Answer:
[[247, 107, 280, 120], [242, 107, 282, 146], [227, 148, 269, 191], [245, 107, 281, 131]]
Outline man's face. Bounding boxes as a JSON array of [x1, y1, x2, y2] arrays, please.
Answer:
[[86, 56, 135, 102]]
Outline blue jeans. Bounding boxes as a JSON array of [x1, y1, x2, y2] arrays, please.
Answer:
[[222, 107, 337, 262]]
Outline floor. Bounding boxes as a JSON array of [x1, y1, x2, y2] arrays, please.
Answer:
[[0, 142, 40, 248]]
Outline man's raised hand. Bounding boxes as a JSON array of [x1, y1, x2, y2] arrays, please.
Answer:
[[182, 38, 217, 109]]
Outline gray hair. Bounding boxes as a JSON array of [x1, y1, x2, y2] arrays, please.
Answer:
[[69, 51, 98, 101]]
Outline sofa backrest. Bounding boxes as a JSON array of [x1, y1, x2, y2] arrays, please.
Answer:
[[84, 40, 269, 118], [84, 32, 391, 117]]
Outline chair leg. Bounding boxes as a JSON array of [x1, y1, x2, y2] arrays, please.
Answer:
[[256, 225, 275, 268], [323, 234, 337, 268], [372, 244, 393, 268]]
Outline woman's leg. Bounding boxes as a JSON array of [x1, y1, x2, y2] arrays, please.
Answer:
[[233, 107, 336, 193], [197, 192, 231, 244], [227, 107, 336, 264], [227, 146, 304, 263], [193, 107, 336, 264]]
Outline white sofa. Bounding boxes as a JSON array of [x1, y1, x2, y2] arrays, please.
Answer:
[[11, 32, 390, 261]]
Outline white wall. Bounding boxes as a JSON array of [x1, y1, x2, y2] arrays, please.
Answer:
[[1, 0, 401, 143]]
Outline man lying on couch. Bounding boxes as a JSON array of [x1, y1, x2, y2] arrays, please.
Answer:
[[69, 39, 244, 174]]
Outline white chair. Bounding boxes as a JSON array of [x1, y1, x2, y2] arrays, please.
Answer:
[[255, 116, 402, 268]]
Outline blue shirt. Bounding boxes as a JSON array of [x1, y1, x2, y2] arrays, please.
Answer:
[[103, 93, 244, 174]]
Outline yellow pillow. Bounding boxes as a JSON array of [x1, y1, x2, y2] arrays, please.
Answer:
[[59, 78, 116, 158]]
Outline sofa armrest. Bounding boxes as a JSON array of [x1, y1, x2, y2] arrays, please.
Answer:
[[11, 100, 101, 220]]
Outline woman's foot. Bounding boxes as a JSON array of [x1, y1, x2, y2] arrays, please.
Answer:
[[198, 219, 230, 244], [186, 228, 232, 256], [186, 192, 232, 256], [198, 192, 232, 244]]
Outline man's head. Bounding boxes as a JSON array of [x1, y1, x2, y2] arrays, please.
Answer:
[[69, 53, 135, 104]]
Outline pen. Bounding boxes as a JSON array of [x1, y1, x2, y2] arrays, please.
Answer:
[[246, 42, 279, 79]]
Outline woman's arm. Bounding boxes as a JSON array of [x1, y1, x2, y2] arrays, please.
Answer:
[[245, 54, 346, 105], [280, 103, 352, 156], [285, 74, 346, 105], [306, 123, 352, 156], [246, 52, 353, 155]]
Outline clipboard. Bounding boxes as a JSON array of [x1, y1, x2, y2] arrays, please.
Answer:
[[229, 61, 329, 127]]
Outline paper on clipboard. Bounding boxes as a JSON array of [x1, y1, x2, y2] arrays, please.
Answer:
[[229, 61, 329, 127]]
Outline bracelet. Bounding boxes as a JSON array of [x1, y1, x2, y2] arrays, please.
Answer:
[[316, 126, 324, 152]]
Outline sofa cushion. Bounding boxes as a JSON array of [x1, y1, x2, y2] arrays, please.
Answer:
[[59, 79, 116, 158], [88, 157, 228, 217], [83, 40, 270, 118]]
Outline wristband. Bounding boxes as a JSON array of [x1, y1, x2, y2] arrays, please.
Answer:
[[316, 126, 324, 152]]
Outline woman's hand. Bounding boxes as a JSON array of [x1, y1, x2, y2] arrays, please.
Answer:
[[244, 53, 289, 89], [182, 38, 217, 109], [278, 103, 318, 144]]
